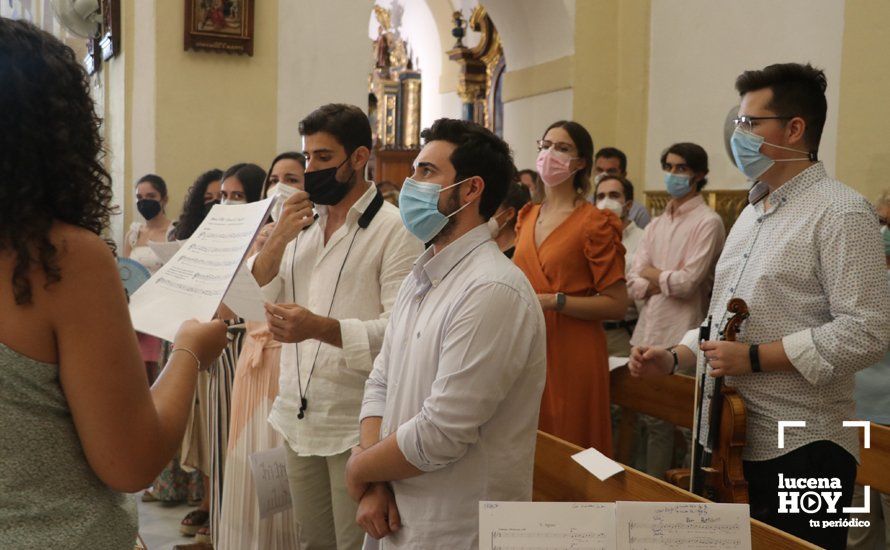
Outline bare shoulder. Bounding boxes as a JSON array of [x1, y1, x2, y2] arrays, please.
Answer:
[[46, 223, 118, 291]]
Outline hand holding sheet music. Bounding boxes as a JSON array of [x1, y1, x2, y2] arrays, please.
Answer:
[[129, 199, 273, 340]]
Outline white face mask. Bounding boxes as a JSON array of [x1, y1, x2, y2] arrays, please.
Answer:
[[221, 198, 247, 206], [487, 215, 503, 238], [270, 183, 299, 222], [596, 197, 624, 218]]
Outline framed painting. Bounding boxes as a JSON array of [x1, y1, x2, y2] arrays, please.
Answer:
[[184, 0, 254, 56]]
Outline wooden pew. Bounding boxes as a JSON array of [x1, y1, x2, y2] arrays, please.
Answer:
[[534, 430, 820, 550], [609, 366, 890, 494]]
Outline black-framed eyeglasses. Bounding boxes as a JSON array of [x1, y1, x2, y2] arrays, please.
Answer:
[[733, 115, 795, 132]]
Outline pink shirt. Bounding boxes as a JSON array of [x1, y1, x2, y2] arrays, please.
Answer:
[[628, 195, 725, 348]]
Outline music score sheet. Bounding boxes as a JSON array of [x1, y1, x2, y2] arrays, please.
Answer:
[[129, 199, 273, 341], [479, 501, 615, 550], [479, 501, 751, 550]]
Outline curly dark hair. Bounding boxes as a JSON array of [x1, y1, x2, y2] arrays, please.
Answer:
[[173, 168, 223, 240], [0, 19, 115, 305]]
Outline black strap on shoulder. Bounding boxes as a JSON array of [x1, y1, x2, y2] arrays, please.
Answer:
[[358, 190, 384, 229]]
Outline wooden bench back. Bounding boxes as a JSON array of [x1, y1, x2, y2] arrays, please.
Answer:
[[534, 430, 820, 550], [609, 368, 890, 494]]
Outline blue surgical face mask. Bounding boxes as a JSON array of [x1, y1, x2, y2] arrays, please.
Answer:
[[730, 127, 814, 180], [664, 172, 692, 198], [399, 177, 472, 242]]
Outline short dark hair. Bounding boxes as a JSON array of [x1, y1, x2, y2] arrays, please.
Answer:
[[517, 169, 538, 182], [735, 62, 827, 151], [661, 143, 709, 191], [541, 120, 594, 197], [263, 151, 305, 196], [499, 182, 532, 229], [594, 174, 634, 203], [420, 118, 516, 219], [222, 163, 267, 203], [595, 147, 627, 173], [299, 103, 373, 155], [136, 174, 168, 199]]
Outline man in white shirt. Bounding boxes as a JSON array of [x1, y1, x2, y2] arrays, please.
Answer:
[[593, 174, 645, 356], [629, 63, 890, 550], [251, 104, 422, 549], [345, 118, 547, 548]]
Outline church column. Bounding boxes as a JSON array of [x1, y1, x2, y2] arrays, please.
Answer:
[[572, 0, 650, 180]]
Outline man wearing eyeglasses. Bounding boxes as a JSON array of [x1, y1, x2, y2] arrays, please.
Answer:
[[629, 63, 890, 550]]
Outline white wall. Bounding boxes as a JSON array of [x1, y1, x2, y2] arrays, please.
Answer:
[[645, 0, 845, 190], [483, 0, 574, 71], [277, 0, 374, 151], [503, 89, 574, 170]]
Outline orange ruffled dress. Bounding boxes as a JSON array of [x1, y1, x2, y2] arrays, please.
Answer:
[[513, 202, 625, 454]]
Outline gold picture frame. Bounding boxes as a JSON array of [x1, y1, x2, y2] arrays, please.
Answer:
[[184, 0, 254, 56]]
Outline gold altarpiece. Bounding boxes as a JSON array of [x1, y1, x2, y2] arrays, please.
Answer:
[[369, 6, 421, 187], [644, 190, 750, 232]]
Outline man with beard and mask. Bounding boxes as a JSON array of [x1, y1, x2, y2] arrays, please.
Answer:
[[594, 174, 645, 357], [249, 103, 423, 549], [629, 63, 890, 550], [345, 118, 547, 548]]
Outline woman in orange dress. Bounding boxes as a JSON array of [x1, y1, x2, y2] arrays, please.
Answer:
[[513, 120, 628, 454]]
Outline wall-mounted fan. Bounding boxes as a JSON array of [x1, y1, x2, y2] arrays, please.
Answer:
[[50, 0, 102, 38], [117, 257, 151, 303]]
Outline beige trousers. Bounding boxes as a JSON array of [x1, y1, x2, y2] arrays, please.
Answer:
[[285, 448, 364, 550]]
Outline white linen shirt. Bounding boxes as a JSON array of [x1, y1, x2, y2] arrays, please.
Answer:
[[360, 224, 547, 549], [256, 184, 423, 456], [680, 163, 890, 461]]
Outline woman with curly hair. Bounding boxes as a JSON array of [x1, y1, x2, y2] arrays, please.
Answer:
[[173, 168, 224, 241], [0, 18, 227, 548]]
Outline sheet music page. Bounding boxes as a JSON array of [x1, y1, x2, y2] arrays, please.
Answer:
[[608, 356, 628, 371], [223, 262, 267, 321], [129, 198, 273, 340], [147, 240, 185, 264], [479, 501, 616, 550], [615, 501, 751, 550]]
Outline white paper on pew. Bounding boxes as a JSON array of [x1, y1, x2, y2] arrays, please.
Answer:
[[609, 356, 628, 371], [615, 501, 751, 550], [571, 447, 624, 481], [223, 262, 266, 321], [129, 198, 274, 341], [479, 501, 616, 550], [147, 240, 185, 264], [249, 445, 293, 519]]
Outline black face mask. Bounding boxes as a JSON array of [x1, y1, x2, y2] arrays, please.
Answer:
[[137, 199, 162, 220], [202, 199, 220, 217], [304, 158, 356, 206]]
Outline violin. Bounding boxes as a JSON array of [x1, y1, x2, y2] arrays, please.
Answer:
[[689, 298, 750, 503]]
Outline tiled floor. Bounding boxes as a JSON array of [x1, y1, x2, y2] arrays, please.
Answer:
[[137, 497, 202, 550]]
